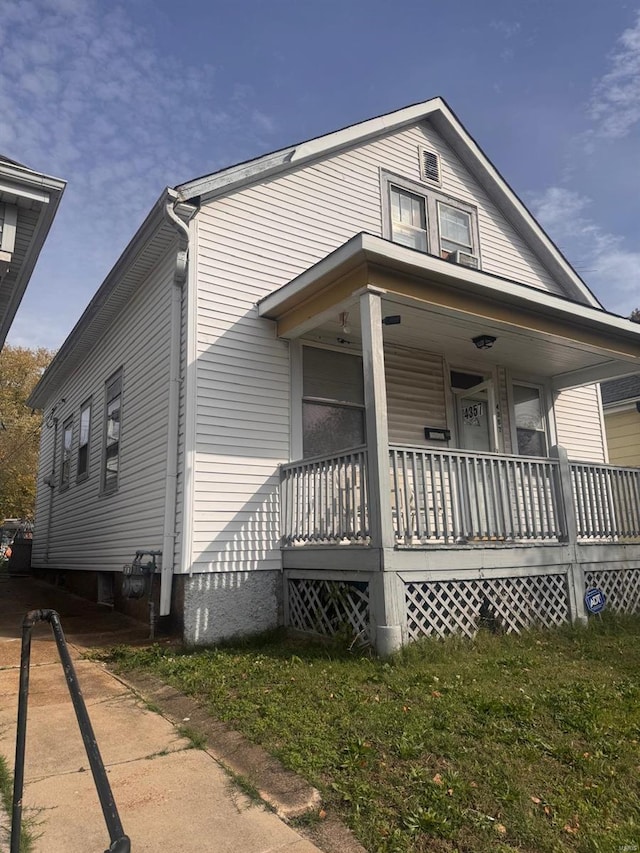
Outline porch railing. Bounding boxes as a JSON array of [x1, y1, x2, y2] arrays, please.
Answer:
[[280, 447, 640, 548], [280, 447, 369, 544], [571, 461, 640, 540], [390, 446, 565, 545]]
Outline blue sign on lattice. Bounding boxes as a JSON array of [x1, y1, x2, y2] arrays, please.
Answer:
[[585, 587, 606, 614]]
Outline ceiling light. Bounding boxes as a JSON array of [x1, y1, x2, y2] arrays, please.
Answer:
[[472, 334, 497, 350]]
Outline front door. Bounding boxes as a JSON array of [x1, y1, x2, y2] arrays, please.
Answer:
[[451, 374, 499, 539], [451, 373, 499, 453]]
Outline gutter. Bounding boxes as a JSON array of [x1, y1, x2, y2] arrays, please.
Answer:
[[159, 188, 191, 617], [28, 191, 193, 410]]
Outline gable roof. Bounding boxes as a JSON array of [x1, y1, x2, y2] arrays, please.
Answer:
[[28, 190, 196, 410], [176, 97, 602, 309], [601, 375, 640, 406]]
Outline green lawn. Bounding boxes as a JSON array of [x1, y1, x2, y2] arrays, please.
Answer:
[[106, 615, 640, 853]]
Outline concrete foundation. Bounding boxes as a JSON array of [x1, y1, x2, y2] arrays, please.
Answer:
[[182, 570, 282, 645], [30, 567, 284, 646]]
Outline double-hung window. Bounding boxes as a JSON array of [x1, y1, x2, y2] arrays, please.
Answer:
[[389, 187, 428, 251], [77, 399, 91, 480], [438, 203, 473, 256], [512, 383, 547, 457], [382, 171, 480, 264], [302, 346, 365, 458], [103, 370, 122, 493], [60, 416, 73, 489]]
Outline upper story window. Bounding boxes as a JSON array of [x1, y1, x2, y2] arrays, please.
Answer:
[[438, 203, 473, 256], [103, 370, 122, 494], [390, 187, 428, 251], [60, 416, 73, 489], [77, 399, 91, 481], [382, 170, 480, 267]]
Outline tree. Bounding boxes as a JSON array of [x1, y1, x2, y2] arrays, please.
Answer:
[[0, 346, 54, 520], [630, 308, 640, 323]]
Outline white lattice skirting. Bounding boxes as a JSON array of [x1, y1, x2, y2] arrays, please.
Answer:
[[288, 578, 370, 640], [405, 574, 570, 640], [584, 568, 640, 614]]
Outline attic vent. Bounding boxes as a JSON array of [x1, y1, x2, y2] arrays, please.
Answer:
[[419, 147, 441, 185]]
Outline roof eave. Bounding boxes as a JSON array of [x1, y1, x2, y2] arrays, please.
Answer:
[[0, 164, 66, 348], [176, 98, 446, 202], [428, 104, 601, 310], [28, 189, 196, 409], [258, 233, 640, 345]]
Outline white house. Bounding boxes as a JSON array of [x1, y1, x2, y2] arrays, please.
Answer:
[[0, 155, 65, 349], [28, 98, 640, 652]]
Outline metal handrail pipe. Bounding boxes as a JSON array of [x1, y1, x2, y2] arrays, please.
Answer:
[[10, 609, 130, 853]]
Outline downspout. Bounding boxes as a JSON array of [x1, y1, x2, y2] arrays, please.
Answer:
[[160, 190, 190, 616]]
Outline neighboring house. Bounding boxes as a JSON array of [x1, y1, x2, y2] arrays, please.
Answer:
[[601, 376, 640, 467], [0, 155, 65, 348], [28, 98, 640, 653]]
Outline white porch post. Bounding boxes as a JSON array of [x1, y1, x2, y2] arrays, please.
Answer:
[[551, 444, 587, 625], [360, 290, 404, 655]]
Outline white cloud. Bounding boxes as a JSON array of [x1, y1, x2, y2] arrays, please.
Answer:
[[1, 0, 278, 349], [589, 10, 640, 138], [490, 20, 521, 39], [528, 12, 640, 317], [530, 187, 640, 316]]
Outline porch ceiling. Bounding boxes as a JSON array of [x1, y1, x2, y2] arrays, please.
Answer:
[[257, 233, 640, 391]]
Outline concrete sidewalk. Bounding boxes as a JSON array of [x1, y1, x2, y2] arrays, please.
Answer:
[[0, 574, 325, 852]]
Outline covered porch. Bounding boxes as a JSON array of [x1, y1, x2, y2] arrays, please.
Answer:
[[258, 234, 640, 652]]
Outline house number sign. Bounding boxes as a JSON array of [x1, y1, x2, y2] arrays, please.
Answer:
[[463, 402, 483, 425]]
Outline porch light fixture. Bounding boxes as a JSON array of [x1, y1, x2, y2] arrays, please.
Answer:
[[382, 315, 401, 326], [472, 334, 496, 350]]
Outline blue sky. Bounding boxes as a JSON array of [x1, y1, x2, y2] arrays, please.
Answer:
[[2, 0, 640, 349]]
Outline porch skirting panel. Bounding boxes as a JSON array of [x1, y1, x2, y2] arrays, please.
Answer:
[[287, 576, 371, 643], [283, 566, 574, 645], [404, 573, 569, 639], [284, 547, 640, 651], [583, 566, 640, 614]]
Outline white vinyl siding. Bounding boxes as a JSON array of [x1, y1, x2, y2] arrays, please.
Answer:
[[191, 208, 289, 573], [32, 248, 177, 572], [554, 385, 607, 462]]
